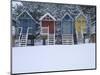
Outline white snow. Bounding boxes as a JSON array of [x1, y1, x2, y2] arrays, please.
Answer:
[[85, 38, 90, 43], [12, 43, 95, 73], [12, 1, 23, 9], [34, 40, 43, 45]]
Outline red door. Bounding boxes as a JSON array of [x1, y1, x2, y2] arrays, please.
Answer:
[[42, 21, 54, 34]]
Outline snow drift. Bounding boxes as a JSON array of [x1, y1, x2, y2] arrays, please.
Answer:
[[12, 43, 96, 73]]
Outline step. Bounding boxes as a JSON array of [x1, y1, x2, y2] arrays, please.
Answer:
[[21, 37, 26, 38], [18, 34, 27, 46], [20, 41, 26, 43], [20, 39, 26, 41], [48, 34, 55, 45], [62, 34, 73, 45], [21, 35, 26, 37]]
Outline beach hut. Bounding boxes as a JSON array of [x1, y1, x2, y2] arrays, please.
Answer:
[[61, 12, 74, 45], [16, 10, 38, 46], [75, 13, 87, 44], [39, 13, 56, 45]]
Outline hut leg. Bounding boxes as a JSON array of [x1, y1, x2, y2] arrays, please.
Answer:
[[43, 38, 46, 45]]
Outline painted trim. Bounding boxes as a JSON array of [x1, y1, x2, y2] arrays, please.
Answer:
[[40, 19, 55, 21], [39, 13, 56, 21], [75, 12, 87, 20], [61, 12, 74, 21]]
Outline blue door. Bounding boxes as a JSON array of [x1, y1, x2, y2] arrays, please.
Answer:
[[62, 20, 73, 34]]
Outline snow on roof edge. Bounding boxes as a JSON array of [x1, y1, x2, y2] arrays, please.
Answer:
[[39, 12, 56, 21], [61, 12, 74, 21]]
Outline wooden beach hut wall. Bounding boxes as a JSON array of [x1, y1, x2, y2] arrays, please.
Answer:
[[16, 10, 38, 46], [61, 12, 74, 45], [75, 13, 87, 44], [39, 13, 56, 45]]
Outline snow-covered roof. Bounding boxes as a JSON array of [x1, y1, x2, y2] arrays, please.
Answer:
[[61, 12, 74, 21], [75, 12, 87, 20], [39, 13, 56, 21], [16, 10, 38, 24], [12, 1, 23, 9]]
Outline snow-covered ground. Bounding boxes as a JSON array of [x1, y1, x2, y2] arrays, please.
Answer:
[[12, 43, 96, 74]]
